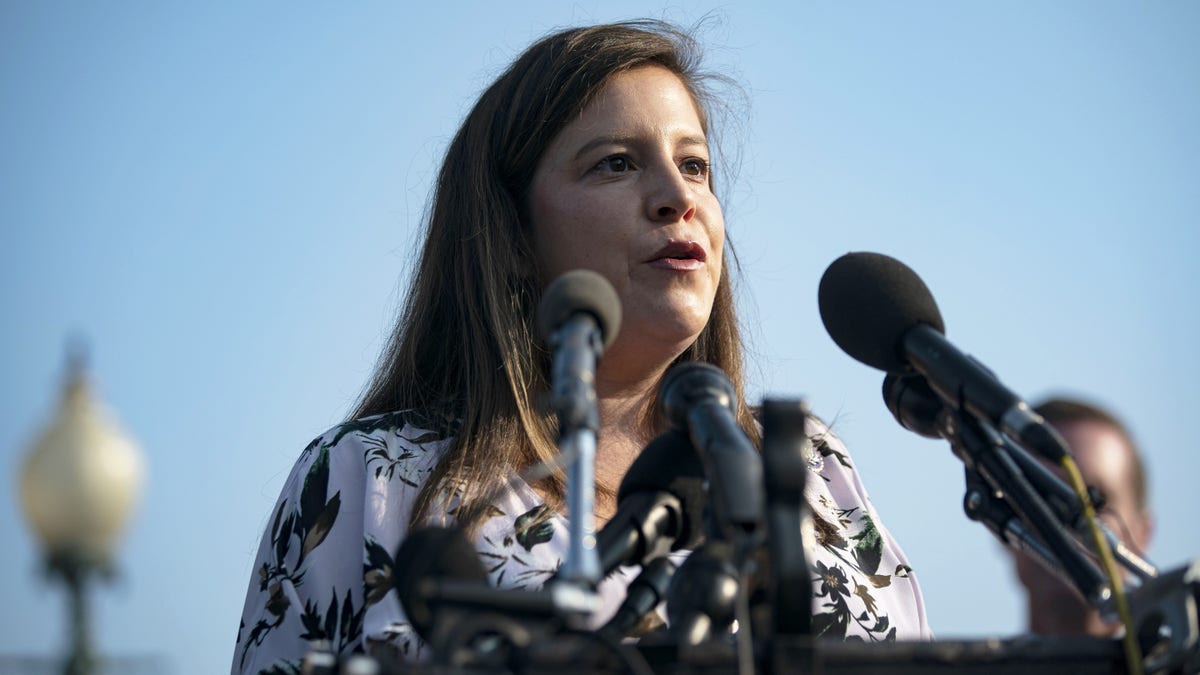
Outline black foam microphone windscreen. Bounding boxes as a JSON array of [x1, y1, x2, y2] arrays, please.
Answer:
[[393, 526, 488, 640], [537, 269, 622, 350], [817, 251, 945, 373], [659, 361, 736, 431], [616, 428, 708, 551]]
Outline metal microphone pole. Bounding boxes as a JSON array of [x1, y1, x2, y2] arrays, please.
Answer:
[[549, 318, 603, 590], [560, 427, 600, 585]]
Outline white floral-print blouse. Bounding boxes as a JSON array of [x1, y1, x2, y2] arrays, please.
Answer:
[[233, 409, 931, 674]]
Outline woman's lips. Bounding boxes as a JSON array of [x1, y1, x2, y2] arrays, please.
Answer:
[[650, 257, 705, 271], [647, 240, 707, 271]]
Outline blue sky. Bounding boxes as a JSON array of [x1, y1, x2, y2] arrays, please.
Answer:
[[2, 3, 1197, 673]]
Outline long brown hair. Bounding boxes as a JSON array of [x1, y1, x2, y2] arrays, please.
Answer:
[[352, 20, 757, 529]]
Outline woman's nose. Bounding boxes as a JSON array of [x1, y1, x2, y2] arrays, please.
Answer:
[[644, 164, 697, 223]]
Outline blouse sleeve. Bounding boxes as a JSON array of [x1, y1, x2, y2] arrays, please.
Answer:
[[803, 416, 933, 641], [232, 412, 454, 674]]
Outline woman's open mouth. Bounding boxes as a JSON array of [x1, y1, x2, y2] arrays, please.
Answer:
[[647, 240, 707, 271]]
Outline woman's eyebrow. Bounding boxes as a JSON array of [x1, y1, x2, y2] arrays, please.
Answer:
[[572, 133, 709, 161], [573, 135, 636, 161], [676, 134, 709, 148]]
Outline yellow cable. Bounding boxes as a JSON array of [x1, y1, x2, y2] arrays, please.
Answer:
[[1060, 455, 1143, 675]]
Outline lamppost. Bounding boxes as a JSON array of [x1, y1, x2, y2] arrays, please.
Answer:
[[18, 353, 145, 675]]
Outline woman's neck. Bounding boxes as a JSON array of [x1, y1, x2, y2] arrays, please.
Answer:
[[560, 327, 693, 521], [589, 365, 670, 523]]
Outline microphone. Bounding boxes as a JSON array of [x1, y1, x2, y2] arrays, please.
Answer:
[[660, 362, 763, 536], [882, 372, 944, 440], [538, 269, 621, 587], [394, 526, 489, 642], [394, 526, 602, 664], [537, 269, 622, 432], [594, 428, 707, 577], [821, 255, 1119, 607], [818, 252, 1069, 462], [600, 556, 677, 639], [666, 541, 740, 646]]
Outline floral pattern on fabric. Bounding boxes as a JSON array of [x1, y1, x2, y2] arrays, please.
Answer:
[[233, 412, 929, 674]]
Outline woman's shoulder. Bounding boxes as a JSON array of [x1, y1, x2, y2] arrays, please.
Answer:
[[261, 407, 465, 572], [802, 413, 890, 539], [804, 414, 850, 463], [233, 408, 465, 673], [307, 407, 462, 456], [802, 413, 868, 491], [286, 408, 462, 481]]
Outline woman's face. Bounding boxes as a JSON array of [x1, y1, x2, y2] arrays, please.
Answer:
[[529, 65, 725, 360]]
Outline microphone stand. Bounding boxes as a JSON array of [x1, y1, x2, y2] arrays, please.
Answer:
[[960, 466, 1074, 585], [760, 398, 817, 675], [935, 405, 1112, 610], [1126, 559, 1200, 674], [659, 363, 764, 675], [422, 580, 602, 667], [886, 372, 1158, 583], [548, 319, 604, 593], [883, 373, 1200, 670], [1002, 440, 1159, 582]]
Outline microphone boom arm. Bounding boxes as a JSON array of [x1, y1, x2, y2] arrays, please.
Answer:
[[886, 372, 1158, 582], [935, 403, 1112, 610]]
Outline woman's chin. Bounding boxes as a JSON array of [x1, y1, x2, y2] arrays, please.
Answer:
[[615, 311, 710, 356]]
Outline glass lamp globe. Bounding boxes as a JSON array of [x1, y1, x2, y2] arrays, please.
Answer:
[[19, 365, 145, 565]]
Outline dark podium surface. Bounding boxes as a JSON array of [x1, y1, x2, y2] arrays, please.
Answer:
[[361, 636, 1132, 674]]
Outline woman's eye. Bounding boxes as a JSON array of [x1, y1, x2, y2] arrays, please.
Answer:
[[681, 158, 709, 177], [595, 156, 631, 173]]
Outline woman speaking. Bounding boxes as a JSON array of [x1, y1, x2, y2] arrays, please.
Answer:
[[233, 20, 929, 673]]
